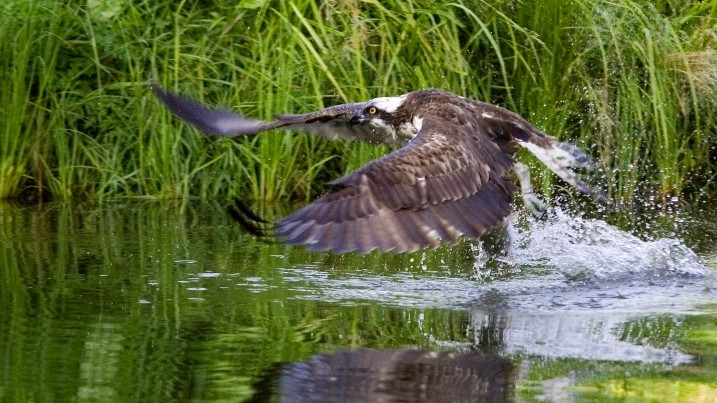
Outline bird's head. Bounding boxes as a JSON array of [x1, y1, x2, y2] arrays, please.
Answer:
[[350, 94, 421, 143], [350, 95, 406, 123]]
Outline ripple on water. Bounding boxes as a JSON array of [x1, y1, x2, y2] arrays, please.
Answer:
[[282, 209, 712, 312], [277, 210, 714, 364]]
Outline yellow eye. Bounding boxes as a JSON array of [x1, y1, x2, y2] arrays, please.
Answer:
[[368, 106, 377, 115]]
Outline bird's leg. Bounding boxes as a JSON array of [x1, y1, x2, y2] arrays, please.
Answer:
[[513, 162, 547, 219]]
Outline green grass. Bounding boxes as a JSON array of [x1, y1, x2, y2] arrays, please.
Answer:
[[2, 0, 717, 207]]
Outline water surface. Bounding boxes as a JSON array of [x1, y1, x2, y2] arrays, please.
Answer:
[[1, 201, 715, 401]]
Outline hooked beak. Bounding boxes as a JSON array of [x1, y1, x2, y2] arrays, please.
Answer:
[[350, 111, 368, 125]]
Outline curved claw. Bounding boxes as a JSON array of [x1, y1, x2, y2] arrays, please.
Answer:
[[522, 192, 548, 220]]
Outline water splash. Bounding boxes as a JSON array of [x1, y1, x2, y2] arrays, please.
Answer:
[[278, 210, 714, 364], [507, 208, 710, 283], [281, 209, 712, 311]]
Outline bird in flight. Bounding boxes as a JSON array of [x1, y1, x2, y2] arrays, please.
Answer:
[[152, 85, 596, 254]]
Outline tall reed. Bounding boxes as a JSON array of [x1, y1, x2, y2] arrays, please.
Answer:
[[569, 0, 717, 207], [2, 0, 716, 206], [0, 1, 66, 199]]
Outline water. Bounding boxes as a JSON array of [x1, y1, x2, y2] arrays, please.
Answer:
[[0, 201, 715, 401]]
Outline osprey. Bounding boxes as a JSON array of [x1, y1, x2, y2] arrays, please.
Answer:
[[152, 85, 595, 254]]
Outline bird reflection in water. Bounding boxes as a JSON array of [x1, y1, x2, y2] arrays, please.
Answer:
[[248, 348, 514, 402]]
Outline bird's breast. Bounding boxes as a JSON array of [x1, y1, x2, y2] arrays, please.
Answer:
[[396, 116, 424, 142]]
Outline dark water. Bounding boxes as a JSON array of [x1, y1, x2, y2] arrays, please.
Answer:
[[1, 201, 715, 402]]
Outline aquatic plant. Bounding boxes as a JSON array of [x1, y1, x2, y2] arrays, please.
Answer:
[[1, 0, 716, 207], [569, 1, 717, 207], [0, 1, 66, 199]]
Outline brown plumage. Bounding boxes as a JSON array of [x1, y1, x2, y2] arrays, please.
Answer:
[[152, 85, 594, 253]]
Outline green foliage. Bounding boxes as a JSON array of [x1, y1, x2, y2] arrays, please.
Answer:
[[2, 0, 717, 205], [567, 0, 717, 207]]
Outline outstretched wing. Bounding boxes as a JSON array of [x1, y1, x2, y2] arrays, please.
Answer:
[[151, 84, 282, 135], [275, 117, 517, 253], [472, 101, 596, 197], [151, 85, 400, 145]]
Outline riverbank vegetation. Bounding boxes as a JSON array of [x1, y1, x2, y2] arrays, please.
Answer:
[[2, 0, 716, 208]]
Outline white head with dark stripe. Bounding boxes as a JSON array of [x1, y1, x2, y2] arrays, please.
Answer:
[[350, 93, 424, 143]]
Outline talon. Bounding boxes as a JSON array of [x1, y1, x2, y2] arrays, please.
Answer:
[[523, 193, 548, 220]]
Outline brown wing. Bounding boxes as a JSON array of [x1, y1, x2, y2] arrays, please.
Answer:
[[151, 84, 282, 135], [275, 118, 517, 253], [151, 84, 403, 145], [472, 101, 597, 196]]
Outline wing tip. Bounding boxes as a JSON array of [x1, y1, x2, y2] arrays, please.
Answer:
[[227, 199, 276, 241], [151, 84, 276, 136], [555, 141, 592, 169]]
